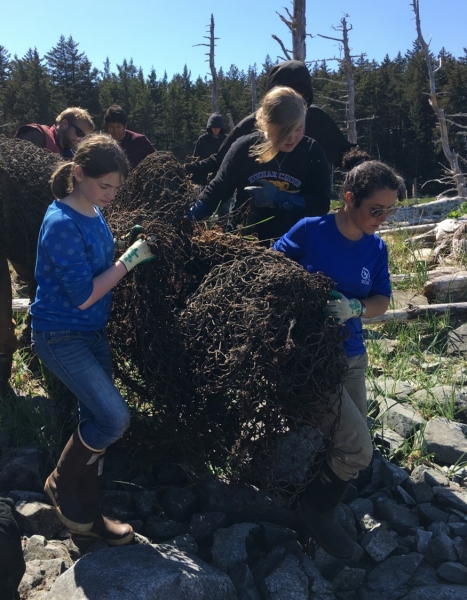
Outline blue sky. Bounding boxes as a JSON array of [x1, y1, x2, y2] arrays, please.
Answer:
[[2, 0, 466, 79]]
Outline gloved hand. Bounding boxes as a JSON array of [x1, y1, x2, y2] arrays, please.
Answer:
[[184, 162, 197, 174], [186, 200, 211, 222], [118, 236, 157, 272], [325, 290, 363, 323], [245, 180, 305, 211], [114, 225, 144, 250]]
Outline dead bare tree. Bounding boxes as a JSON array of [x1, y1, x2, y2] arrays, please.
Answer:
[[272, 0, 308, 62], [194, 14, 219, 113], [317, 16, 358, 144], [249, 67, 258, 113], [412, 0, 466, 198]]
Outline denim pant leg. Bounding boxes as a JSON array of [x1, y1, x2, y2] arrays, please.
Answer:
[[31, 329, 130, 451]]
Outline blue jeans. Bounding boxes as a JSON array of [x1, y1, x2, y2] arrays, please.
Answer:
[[31, 329, 130, 451]]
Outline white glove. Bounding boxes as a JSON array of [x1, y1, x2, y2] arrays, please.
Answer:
[[118, 236, 157, 273], [325, 291, 363, 323]]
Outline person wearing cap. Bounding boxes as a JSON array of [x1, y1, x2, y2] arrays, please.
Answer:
[[104, 104, 155, 169], [186, 60, 355, 186]]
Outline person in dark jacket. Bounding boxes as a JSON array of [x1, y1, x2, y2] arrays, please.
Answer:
[[188, 113, 230, 213], [104, 104, 156, 170], [187, 86, 330, 244], [0, 498, 26, 599], [186, 60, 354, 185], [193, 113, 227, 161]]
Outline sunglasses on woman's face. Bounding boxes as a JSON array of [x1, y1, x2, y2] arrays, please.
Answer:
[[69, 122, 86, 138], [368, 205, 399, 218]]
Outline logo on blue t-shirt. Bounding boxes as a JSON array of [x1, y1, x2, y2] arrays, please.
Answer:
[[361, 267, 371, 285]]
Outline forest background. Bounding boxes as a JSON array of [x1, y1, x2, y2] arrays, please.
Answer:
[[0, 33, 466, 197]]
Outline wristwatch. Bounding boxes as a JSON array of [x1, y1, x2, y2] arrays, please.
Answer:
[[360, 301, 367, 317]]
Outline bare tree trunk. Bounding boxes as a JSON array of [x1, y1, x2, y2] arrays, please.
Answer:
[[250, 68, 258, 113], [272, 0, 307, 62], [194, 14, 219, 113], [208, 15, 218, 113], [412, 0, 466, 198], [318, 15, 358, 144], [341, 18, 357, 144]]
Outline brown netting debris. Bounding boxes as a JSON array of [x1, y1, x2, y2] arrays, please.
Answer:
[[0, 145, 348, 498], [179, 249, 347, 497], [0, 135, 63, 270], [93, 152, 349, 497]]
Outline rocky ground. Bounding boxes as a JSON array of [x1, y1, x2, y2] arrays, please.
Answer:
[[2, 381, 467, 600], [4, 201, 467, 598]]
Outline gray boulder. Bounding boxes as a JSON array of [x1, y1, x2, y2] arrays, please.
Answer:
[[46, 544, 237, 599]]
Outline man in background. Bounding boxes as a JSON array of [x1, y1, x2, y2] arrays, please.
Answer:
[[104, 104, 155, 169], [14, 107, 94, 159]]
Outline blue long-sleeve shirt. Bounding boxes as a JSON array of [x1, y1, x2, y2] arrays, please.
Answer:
[[31, 200, 114, 331]]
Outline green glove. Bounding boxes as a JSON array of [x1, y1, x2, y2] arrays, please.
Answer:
[[118, 236, 157, 272], [325, 290, 363, 323], [114, 225, 144, 250]]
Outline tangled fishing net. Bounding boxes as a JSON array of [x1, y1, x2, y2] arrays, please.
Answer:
[[0, 135, 63, 270], [179, 249, 347, 497], [1, 147, 348, 498]]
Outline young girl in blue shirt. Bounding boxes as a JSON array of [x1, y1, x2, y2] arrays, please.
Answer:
[[31, 133, 156, 546], [274, 158, 400, 558]]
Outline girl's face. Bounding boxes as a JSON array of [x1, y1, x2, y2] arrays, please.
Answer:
[[345, 188, 398, 235], [268, 116, 305, 153], [74, 167, 124, 210]]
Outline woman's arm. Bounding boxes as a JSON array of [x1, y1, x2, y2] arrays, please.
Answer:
[[360, 294, 390, 319], [189, 137, 247, 220], [78, 261, 127, 310], [78, 238, 156, 310]]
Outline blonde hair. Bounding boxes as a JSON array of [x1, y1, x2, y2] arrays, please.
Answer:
[[50, 133, 129, 199], [251, 86, 307, 163], [56, 107, 95, 130]]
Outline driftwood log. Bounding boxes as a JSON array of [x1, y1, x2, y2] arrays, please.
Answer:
[[363, 301, 467, 324]]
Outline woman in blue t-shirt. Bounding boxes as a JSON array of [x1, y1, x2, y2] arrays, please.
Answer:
[[274, 157, 400, 558], [31, 133, 156, 546]]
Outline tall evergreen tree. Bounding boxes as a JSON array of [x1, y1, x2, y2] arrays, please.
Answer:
[[0, 46, 11, 125], [3, 48, 54, 133]]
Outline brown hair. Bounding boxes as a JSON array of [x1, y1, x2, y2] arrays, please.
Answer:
[[50, 133, 129, 199], [251, 86, 307, 163], [56, 107, 95, 130]]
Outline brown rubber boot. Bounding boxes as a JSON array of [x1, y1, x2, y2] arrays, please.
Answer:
[[44, 429, 103, 533], [70, 453, 134, 546], [296, 462, 355, 559]]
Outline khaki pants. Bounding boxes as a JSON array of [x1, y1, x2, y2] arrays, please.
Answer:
[[320, 352, 373, 481]]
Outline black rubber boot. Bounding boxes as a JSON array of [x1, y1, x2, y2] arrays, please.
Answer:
[[0, 354, 13, 398], [44, 429, 103, 533], [296, 462, 355, 559], [70, 453, 134, 546]]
